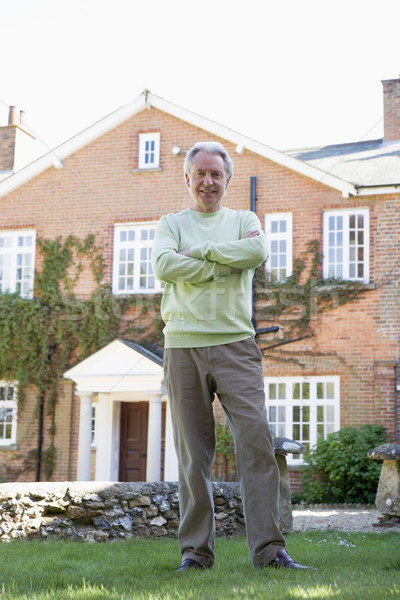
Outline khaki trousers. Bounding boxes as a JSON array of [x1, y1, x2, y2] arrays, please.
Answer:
[[164, 338, 285, 568]]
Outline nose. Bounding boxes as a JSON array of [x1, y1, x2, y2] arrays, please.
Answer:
[[203, 172, 213, 185]]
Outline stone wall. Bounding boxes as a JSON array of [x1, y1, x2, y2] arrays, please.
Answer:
[[0, 481, 290, 542]]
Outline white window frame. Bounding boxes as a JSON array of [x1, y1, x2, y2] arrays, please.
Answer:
[[91, 402, 97, 447], [0, 229, 36, 298], [138, 132, 160, 169], [264, 213, 293, 282], [0, 382, 18, 446], [112, 222, 162, 295], [264, 376, 340, 465], [323, 208, 369, 284]]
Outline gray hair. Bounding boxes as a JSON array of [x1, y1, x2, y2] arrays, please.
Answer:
[[184, 141, 234, 180]]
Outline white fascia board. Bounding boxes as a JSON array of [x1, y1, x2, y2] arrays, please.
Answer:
[[148, 93, 357, 197], [355, 186, 400, 196], [0, 96, 147, 200], [71, 375, 163, 394]]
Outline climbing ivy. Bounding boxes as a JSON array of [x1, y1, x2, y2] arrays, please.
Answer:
[[0, 235, 367, 480], [0, 234, 162, 480], [254, 240, 368, 351]]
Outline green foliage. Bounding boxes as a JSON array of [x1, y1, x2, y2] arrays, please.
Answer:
[[213, 423, 237, 481], [0, 235, 161, 480], [255, 239, 368, 348], [302, 424, 388, 504]]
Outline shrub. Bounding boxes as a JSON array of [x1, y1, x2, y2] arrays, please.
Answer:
[[301, 424, 387, 504]]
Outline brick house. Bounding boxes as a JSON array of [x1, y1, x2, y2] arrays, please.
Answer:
[[0, 79, 399, 488]]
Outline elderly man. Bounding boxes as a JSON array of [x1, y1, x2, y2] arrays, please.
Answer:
[[151, 141, 315, 572]]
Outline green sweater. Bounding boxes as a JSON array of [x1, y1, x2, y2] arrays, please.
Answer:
[[151, 207, 267, 348]]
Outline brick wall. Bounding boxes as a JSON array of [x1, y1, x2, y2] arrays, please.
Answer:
[[0, 104, 398, 482]]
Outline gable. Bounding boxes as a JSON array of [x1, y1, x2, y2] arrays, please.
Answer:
[[0, 91, 357, 200], [64, 339, 163, 379]]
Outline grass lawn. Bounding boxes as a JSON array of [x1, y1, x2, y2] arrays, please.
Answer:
[[0, 531, 399, 600]]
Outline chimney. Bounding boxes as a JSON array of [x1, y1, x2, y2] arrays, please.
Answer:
[[0, 105, 37, 174], [8, 105, 20, 126], [382, 77, 400, 142]]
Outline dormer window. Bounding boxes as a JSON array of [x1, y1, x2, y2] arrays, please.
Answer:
[[138, 133, 160, 169]]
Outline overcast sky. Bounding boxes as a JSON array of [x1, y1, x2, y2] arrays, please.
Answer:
[[1, 0, 399, 157]]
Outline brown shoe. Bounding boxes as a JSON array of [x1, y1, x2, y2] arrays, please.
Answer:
[[176, 558, 205, 572], [269, 549, 317, 571]]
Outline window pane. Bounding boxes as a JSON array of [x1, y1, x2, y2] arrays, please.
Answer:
[[326, 382, 334, 399], [269, 384, 276, 400], [303, 406, 310, 421], [278, 383, 286, 399], [293, 406, 300, 421], [303, 383, 310, 399], [278, 406, 286, 421], [317, 382, 324, 399], [326, 405, 335, 421], [269, 406, 276, 421], [293, 383, 300, 400], [293, 424, 300, 439]]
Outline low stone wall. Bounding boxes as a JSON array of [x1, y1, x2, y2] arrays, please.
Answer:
[[0, 480, 290, 542]]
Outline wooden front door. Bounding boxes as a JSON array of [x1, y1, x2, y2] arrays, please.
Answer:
[[119, 402, 148, 482]]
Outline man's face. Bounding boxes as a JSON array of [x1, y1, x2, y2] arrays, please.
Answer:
[[185, 151, 230, 213]]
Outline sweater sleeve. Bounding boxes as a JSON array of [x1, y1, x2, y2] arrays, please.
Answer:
[[190, 212, 267, 269], [151, 215, 231, 284]]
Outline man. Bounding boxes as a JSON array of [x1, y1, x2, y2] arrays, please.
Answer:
[[151, 141, 315, 572]]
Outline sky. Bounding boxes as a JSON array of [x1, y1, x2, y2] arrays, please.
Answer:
[[1, 0, 399, 158]]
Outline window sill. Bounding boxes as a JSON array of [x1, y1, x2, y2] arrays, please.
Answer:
[[132, 167, 163, 174], [0, 444, 18, 451]]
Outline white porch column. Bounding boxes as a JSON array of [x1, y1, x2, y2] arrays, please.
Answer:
[[146, 392, 162, 481], [164, 397, 179, 481], [77, 391, 93, 481]]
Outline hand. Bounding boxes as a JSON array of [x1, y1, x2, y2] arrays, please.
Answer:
[[177, 248, 191, 257], [242, 229, 262, 238]]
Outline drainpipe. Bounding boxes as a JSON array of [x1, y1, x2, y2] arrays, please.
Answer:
[[395, 363, 400, 440], [36, 391, 45, 481], [250, 176, 257, 329], [250, 175, 279, 337]]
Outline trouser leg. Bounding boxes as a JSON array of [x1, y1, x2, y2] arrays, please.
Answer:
[[212, 339, 286, 567], [164, 347, 216, 568]]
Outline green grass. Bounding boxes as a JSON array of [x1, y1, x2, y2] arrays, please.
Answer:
[[0, 531, 399, 600]]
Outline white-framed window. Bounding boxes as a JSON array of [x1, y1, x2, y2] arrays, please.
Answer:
[[113, 222, 162, 294], [138, 132, 160, 169], [0, 383, 18, 445], [265, 376, 340, 465], [323, 209, 369, 283], [0, 230, 36, 298], [264, 213, 293, 282], [91, 403, 97, 447]]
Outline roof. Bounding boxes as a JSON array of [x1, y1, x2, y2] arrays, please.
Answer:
[[0, 90, 358, 200], [287, 138, 400, 191], [119, 339, 163, 366]]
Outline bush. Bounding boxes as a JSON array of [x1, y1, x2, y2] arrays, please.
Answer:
[[302, 424, 387, 504]]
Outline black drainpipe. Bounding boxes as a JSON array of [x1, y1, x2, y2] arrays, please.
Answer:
[[36, 390, 45, 481], [250, 176, 257, 329], [250, 176, 279, 337], [395, 363, 400, 440]]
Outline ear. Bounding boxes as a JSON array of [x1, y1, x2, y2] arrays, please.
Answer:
[[185, 172, 191, 188], [225, 176, 231, 190]]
